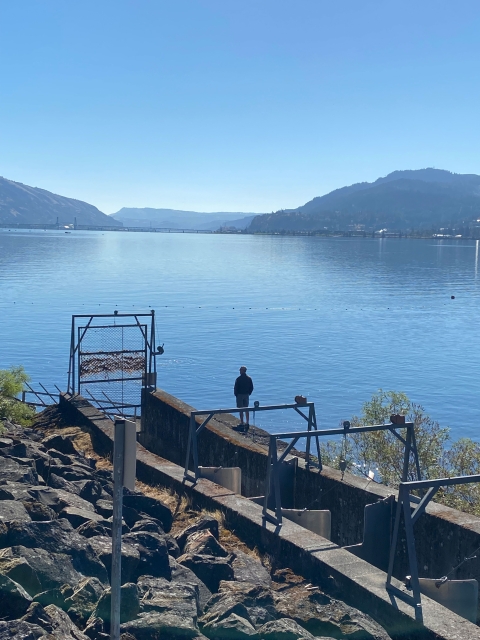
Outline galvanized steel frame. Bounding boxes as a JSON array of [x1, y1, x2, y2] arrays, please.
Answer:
[[67, 311, 157, 418], [264, 420, 421, 527], [183, 402, 318, 484], [386, 473, 480, 622]]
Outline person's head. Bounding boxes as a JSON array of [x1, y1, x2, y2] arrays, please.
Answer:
[[239, 366, 247, 374]]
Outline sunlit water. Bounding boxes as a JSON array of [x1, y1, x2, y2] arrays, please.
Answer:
[[0, 229, 479, 441]]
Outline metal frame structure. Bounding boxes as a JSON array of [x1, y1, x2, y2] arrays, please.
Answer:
[[264, 420, 421, 527], [386, 474, 480, 622], [67, 311, 157, 419], [183, 402, 318, 484]]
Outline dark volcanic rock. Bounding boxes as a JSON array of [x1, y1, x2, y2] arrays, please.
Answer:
[[76, 479, 103, 504], [184, 530, 228, 558], [130, 516, 165, 536], [123, 493, 173, 532], [0, 620, 46, 639], [22, 500, 57, 521], [274, 590, 392, 640], [77, 519, 112, 539], [84, 616, 106, 639], [177, 553, 234, 593], [137, 575, 199, 617], [2, 520, 109, 584], [170, 556, 212, 611], [95, 499, 113, 518], [34, 587, 68, 610], [232, 551, 271, 587], [202, 613, 259, 639], [49, 464, 93, 482], [91, 583, 140, 629], [88, 535, 140, 583], [22, 601, 89, 639], [42, 434, 77, 455], [176, 516, 220, 551], [60, 505, 106, 528], [65, 577, 106, 626], [200, 582, 277, 629], [0, 546, 83, 595], [0, 573, 32, 619], [0, 458, 38, 484], [258, 618, 316, 640], [0, 499, 32, 524], [121, 609, 200, 640], [122, 531, 171, 580]]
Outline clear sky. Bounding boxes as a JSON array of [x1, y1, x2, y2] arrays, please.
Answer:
[[1, 1, 479, 214]]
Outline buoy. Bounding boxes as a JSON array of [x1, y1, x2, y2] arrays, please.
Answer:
[[451, 295, 455, 299]]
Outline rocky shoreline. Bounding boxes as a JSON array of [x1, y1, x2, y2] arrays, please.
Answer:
[[0, 410, 392, 640]]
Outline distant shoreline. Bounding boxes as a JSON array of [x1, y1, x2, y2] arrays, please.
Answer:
[[0, 223, 478, 240]]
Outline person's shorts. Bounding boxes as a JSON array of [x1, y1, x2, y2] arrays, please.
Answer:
[[236, 394, 249, 408]]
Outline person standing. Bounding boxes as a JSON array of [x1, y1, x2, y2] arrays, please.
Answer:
[[234, 366, 254, 426]]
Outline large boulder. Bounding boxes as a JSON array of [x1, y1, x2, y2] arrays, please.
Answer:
[[122, 493, 173, 532], [22, 601, 89, 639], [137, 575, 199, 618], [184, 530, 228, 558], [0, 500, 32, 525], [0, 546, 83, 595], [257, 618, 316, 640], [176, 516, 219, 551], [202, 613, 259, 640], [231, 551, 271, 587], [130, 517, 165, 536], [42, 435, 77, 456], [77, 520, 112, 539], [0, 620, 46, 639], [274, 590, 392, 640], [91, 583, 140, 629], [170, 556, 212, 612], [0, 458, 38, 484], [59, 506, 106, 529], [88, 536, 140, 584], [49, 464, 94, 482], [178, 554, 234, 593], [22, 500, 57, 521], [122, 531, 171, 580], [200, 582, 277, 630], [64, 577, 105, 626], [121, 610, 200, 640], [2, 519, 109, 585], [0, 573, 32, 619]]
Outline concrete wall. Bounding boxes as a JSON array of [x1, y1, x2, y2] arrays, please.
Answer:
[[59, 392, 480, 640], [140, 389, 480, 590]]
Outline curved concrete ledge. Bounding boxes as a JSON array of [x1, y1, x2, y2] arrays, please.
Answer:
[[59, 393, 480, 640]]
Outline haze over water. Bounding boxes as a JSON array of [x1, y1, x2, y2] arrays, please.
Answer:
[[0, 229, 478, 440]]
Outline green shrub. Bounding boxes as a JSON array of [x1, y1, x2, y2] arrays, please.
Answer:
[[0, 366, 36, 429], [320, 390, 480, 516]]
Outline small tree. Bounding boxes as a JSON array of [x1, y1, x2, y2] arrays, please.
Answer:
[[320, 390, 480, 516], [0, 366, 35, 427]]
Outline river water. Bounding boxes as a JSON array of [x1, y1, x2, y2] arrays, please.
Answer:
[[0, 229, 478, 440]]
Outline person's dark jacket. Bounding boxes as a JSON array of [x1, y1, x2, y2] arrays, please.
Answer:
[[234, 374, 254, 396]]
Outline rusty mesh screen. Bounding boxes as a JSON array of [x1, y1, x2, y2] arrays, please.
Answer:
[[78, 324, 147, 412]]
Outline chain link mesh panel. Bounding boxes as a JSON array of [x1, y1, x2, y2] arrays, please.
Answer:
[[78, 324, 147, 414]]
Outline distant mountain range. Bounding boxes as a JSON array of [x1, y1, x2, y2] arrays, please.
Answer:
[[248, 169, 480, 233], [110, 208, 259, 231], [0, 177, 120, 227]]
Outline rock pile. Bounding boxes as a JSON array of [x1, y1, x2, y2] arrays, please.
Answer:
[[0, 420, 392, 640]]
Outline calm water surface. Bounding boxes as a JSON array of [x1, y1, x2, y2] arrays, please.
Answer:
[[0, 230, 479, 440]]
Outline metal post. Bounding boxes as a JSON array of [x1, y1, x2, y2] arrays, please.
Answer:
[[111, 419, 125, 640], [401, 424, 412, 482]]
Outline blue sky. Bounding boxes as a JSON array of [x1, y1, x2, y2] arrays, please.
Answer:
[[1, 1, 479, 213]]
